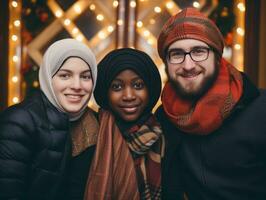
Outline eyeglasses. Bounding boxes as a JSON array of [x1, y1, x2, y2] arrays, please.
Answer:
[[167, 47, 211, 64]]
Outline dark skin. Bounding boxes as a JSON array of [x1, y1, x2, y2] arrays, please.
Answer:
[[108, 69, 149, 122]]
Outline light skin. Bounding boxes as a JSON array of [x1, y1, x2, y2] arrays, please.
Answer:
[[166, 39, 218, 100], [108, 69, 149, 122], [52, 57, 93, 114]]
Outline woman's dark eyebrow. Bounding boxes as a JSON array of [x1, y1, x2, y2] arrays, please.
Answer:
[[81, 69, 91, 74]]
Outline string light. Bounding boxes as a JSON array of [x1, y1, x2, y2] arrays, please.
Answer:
[[55, 10, 62, 17], [193, 1, 200, 8], [236, 27, 245, 36], [33, 81, 39, 88], [143, 30, 150, 37], [64, 19, 71, 26], [98, 31, 106, 39], [113, 1, 119, 8], [12, 35, 18, 41], [137, 21, 143, 28], [9, 0, 21, 106], [12, 97, 19, 104], [147, 38, 154, 45], [117, 19, 123, 26], [154, 6, 161, 13], [76, 34, 83, 41], [234, 44, 241, 50], [130, 1, 136, 8], [72, 27, 78, 34], [237, 3, 245, 12], [149, 19, 155, 24], [14, 20, 20, 27], [96, 14, 104, 21], [12, 76, 18, 83], [89, 4, 96, 10], [12, 55, 18, 62], [166, 2, 174, 9], [107, 25, 114, 32], [74, 5, 81, 14], [11, 1, 18, 8]]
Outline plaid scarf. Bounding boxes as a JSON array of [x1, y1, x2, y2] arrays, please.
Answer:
[[83, 110, 164, 200], [123, 116, 164, 199], [162, 58, 243, 135]]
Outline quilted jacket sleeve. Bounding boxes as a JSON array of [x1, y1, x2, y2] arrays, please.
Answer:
[[0, 106, 35, 200]]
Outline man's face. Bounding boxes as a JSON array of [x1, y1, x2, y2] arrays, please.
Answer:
[[166, 39, 219, 100]]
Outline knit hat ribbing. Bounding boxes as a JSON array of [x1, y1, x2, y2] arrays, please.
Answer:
[[157, 7, 224, 59]]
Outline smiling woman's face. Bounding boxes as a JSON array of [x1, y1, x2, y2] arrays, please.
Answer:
[[52, 57, 93, 114], [108, 69, 149, 122]]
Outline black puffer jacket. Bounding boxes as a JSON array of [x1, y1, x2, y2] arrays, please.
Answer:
[[0, 91, 71, 200], [157, 75, 266, 200]]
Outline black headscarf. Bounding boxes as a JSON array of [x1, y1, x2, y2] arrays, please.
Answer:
[[94, 48, 161, 114]]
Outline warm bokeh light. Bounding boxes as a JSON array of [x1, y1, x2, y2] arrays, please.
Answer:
[[234, 44, 241, 50], [12, 76, 18, 83], [137, 21, 143, 28], [107, 25, 114, 32], [72, 27, 78, 34], [74, 5, 81, 14], [12, 55, 18, 62], [113, 1, 119, 8], [12, 97, 19, 104], [12, 35, 18, 41], [237, 3, 245, 12], [98, 31, 106, 39], [143, 30, 150, 37], [117, 19, 123, 26], [193, 1, 200, 8], [55, 10, 62, 17], [14, 20, 20, 27], [76, 34, 83, 41], [90, 4, 96, 10], [154, 6, 161, 13], [236, 27, 245, 36], [166, 2, 174, 9], [96, 14, 104, 21], [64, 19, 71, 26], [11, 1, 18, 8], [130, 1, 136, 8]]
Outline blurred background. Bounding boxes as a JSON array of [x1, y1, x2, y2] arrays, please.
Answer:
[[0, 0, 265, 111]]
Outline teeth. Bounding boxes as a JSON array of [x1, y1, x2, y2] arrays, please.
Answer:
[[66, 94, 82, 99], [123, 107, 137, 113]]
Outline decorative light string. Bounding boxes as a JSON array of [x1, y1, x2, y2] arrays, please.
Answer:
[[232, 0, 245, 71], [8, 0, 21, 105]]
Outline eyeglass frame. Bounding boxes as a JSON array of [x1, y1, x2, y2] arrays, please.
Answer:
[[166, 46, 211, 64]]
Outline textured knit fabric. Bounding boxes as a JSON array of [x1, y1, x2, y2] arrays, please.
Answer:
[[39, 38, 97, 121], [162, 58, 243, 135], [94, 48, 161, 113], [157, 7, 224, 59], [156, 74, 266, 200], [123, 115, 164, 199]]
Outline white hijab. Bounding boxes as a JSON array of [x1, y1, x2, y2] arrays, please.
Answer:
[[39, 38, 97, 121]]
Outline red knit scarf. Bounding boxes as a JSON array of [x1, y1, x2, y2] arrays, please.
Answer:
[[162, 58, 243, 135], [83, 110, 164, 200]]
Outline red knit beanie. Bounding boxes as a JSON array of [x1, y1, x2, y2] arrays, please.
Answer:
[[157, 7, 224, 59]]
